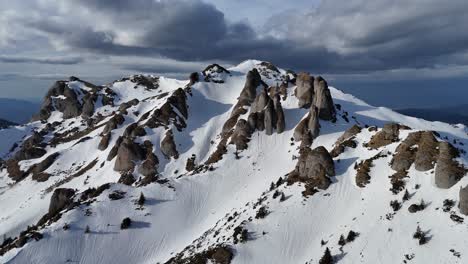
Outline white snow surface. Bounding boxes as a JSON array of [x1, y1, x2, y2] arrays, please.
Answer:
[[0, 60, 467, 264]]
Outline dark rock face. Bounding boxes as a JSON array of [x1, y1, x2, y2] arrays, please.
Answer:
[[6, 159, 27, 182], [435, 142, 466, 189], [264, 100, 276, 136], [459, 185, 468, 215], [49, 188, 75, 216], [202, 64, 230, 83], [273, 95, 285, 134], [312, 76, 335, 121], [160, 130, 179, 159], [114, 138, 146, 172], [14, 132, 46, 161], [295, 72, 314, 108], [118, 173, 136, 186], [189, 72, 199, 86]]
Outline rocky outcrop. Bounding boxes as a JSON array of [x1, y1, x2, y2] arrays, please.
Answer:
[[14, 132, 46, 161], [238, 69, 262, 106], [230, 119, 253, 150], [160, 130, 179, 159], [288, 146, 335, 194], [459, 185, 468, 215], [435, 142, 466, 189], [202, 64, 230, 83], [30, 152, 60, 177], [367, 123, 406, 149], [98, 133, 111, 151], [273, 95, 285, 133], [331, 125, 361, 157], [146, 88, 188, 131], [251, 88, 270, 113], [138, 141, 159, 177], [264, 100, 276, 135], [293, 106, 320, 145], [189, 72, 199, 86], [114, 138, 146, 172], [414, 132, 439, 171], [102, 114, 125, 135], [295, 72, 314, 108], [48, 188, 75, 216], [312, 76, 335, 121]]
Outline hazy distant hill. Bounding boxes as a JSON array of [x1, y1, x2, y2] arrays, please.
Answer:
[[0, 98, 40, 124], [397, 104, 468, 125], [0, 118, 17, 129]]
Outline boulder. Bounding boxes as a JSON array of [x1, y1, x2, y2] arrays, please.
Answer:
[[49, 188, 75, 216], [114, 138, 145, 172], [367, 123, 402, 149], [295, 72, 314, 108], [118, 173, 136, 186], [31, 152, 60, 175], [98, 133, 111, 151], [459, 185, 468, 215], [230, 119, 253, 150], [312, 76, 335, 121], [160, 130, 179, 159], [138, 155, 158, 177], [435, 142, 466, 189]]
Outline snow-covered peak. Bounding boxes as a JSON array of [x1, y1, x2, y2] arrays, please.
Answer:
[[0, 61, 467, 264]]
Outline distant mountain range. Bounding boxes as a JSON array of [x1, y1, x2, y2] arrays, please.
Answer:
[[0, 98, 40, 124], [397, 104, 468, 125], [0, 118, 17, 129]]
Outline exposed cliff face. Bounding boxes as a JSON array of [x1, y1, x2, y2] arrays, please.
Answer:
[[0, 60, 467, 264]]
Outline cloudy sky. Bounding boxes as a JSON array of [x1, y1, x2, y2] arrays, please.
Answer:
[[1, 0, 468, 108]]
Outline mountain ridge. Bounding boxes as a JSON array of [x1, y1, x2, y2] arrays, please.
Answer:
[[0, 60, 467, 264]]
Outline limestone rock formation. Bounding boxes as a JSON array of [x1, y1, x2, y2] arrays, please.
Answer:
[[273, 95, 285, 134], [435, 142, 466, 189], [230, 119, 253, 150], [114, 138, 146, 172], [367, 123, 405, 149], [288, 146, 335, 191], [48, 188, 75, 216], [160, 130, 179, 159], [312, 76, 336, 121], [238, 69, 262, 106], [295, 72, 314, 108], [459, 185, 468, 215]]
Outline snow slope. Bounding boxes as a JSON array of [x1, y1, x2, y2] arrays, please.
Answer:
[[0, 60, 467, 264]]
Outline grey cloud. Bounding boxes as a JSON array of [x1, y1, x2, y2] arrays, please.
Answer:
[[0, 55, 84, 65], [3, 0, 468, 78]]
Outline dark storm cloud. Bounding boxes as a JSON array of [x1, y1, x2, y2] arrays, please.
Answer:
[[0, 55, 84, 65], [3, 0, 468, 76]]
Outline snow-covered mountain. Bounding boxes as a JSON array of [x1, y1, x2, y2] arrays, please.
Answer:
[[0, 60, 467, 264]]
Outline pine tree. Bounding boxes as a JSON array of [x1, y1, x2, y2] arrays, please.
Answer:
[[319, 247, 334, 264], [280, 192, 286, 202], [270, 182, 275, 191], [137, 192, 146, 206], [338, 235, 346, 246], [402, 189, 410, 201]]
